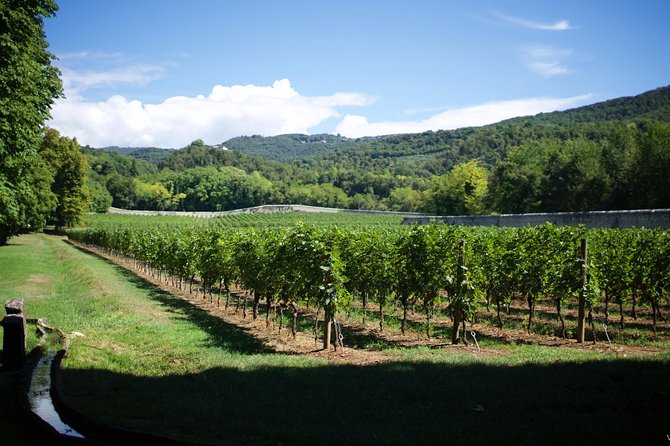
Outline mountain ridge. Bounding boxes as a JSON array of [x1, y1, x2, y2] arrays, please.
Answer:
[[98, 85, 670, 167]]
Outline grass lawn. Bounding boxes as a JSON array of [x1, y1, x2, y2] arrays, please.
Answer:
[[1, 233, 669, 445]]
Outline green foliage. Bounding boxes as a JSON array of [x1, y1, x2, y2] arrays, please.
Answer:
[[39, 129, 91, 228], [222, 133, 378, 161], [171, 166, 281, 211], [425, 160, 489, 215], [489, 122, 670, 212], [88, 179, 113, 213], [0, 0, 62, 243], [73, 86, 670, 216], [96, 146, 173, 163], [69, 214, 670, 344]]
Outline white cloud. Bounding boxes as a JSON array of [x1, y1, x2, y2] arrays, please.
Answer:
[[60, 65, 165, 98], [49, 78, 373, 148], [523, 45, 573, 59], [57, 51, 125, 60], [528, 61, 569, 77], [335, 95, 592, 138], [496, 12, 574, 31], [522, 45, 573, 78]]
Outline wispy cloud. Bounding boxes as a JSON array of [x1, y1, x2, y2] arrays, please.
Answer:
[[59, 65, 165, 99], [523, 45, 573, 59], [49, 79, 374, 148], [495, 12, 574, 31], [522, 45, 573, 77], [57, 51, 125, 60], [335, 94, 592, 138], [528, 61, 569, 77], [62, 65, 164, 90], [54, 51, 168, 100]]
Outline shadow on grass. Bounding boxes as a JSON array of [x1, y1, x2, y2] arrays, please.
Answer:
[[68, 243, 272, 355], [60, 358, 670, 446]]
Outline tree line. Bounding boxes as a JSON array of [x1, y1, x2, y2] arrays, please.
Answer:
[[0, 1, 91, 243], [84, 120, 670, 216]]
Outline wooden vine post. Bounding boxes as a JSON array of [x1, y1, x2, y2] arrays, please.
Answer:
[[451, 240, 465, 344], [323, 306, 332, 350], [576, 238, 587, 343]]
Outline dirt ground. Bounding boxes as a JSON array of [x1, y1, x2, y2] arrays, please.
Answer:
[[68, 240, 668, 364]]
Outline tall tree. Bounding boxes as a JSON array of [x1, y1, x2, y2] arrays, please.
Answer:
[[39, 129, 90, 229], [425, 160, 489, 215], [0, 0, 62, 243], [539, 139, 609, 212], [626, 121, 670, 208]]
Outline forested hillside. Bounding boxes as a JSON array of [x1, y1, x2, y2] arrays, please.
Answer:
[[308, 85, 670, 175], [83, 85, 670, 215], [222, 133, 379, 161]]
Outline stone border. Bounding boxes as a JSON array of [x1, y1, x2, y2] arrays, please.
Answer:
[[403, 208, 670, 229]]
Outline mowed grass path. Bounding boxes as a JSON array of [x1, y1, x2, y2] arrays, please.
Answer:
[[1, 234, 669, 445]]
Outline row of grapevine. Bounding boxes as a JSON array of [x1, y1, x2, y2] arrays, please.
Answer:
[[67, 222, 669, 346]]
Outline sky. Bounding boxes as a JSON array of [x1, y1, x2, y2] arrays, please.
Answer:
[[44, 0, 670, 149]]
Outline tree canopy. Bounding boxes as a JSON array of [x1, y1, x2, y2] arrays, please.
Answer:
[[0, 0, 62, 243]]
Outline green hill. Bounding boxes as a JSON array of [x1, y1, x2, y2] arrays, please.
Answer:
[[221, 133, 379, 161], [307, 84, 670, 175], [99, 146, 173, 163], [84, 85, 670, 214]]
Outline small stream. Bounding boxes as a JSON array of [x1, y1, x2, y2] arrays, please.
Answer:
[[28, 350, 85, 439]]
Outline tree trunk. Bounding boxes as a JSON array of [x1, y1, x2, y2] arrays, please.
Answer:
[[362, 292, 367, 324], [485, 290, 491, 312], [451, 307, 461, 344], [651, 296, 657, 335], [425, 305, 432, 339], [588, 309, 596, 344], [189, 275, 195, 294], [461, 318, 468, 345], [656, 300, 666, 322], [323, 307, 332, 350], [401, 302, 408, 336], [496, 297, 503, 328], [291, 303, 298, 339], [252, 290, 260, 320], [526, 295, 534, 334], [557, 299, 566, 339], [619, 299, 625, 329], [379, 300, 384, 332], [265, 296, 272, 328]]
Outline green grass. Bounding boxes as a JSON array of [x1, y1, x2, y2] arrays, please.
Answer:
[[1, 234, 669, 445]]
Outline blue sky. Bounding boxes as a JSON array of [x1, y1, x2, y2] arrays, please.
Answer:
[[45, 0, 670, 148]]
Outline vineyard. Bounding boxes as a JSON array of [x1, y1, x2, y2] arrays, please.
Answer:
[[68, 214, 670, 350]]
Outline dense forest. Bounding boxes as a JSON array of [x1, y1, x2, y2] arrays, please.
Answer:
[[83, 85, 670, 215]]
